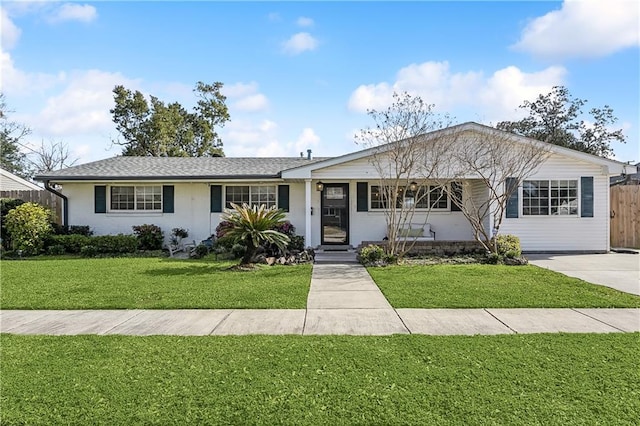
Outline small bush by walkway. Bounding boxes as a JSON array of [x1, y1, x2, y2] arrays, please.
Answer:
[[368, 264, 640, 308], [2, 333, 638, 424], [0, 257, 311, 309]]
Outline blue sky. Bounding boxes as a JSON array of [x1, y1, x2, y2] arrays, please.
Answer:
[[2, 1, 638, 164]]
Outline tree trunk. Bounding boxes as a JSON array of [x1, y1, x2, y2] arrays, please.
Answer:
[[240, 240, 257, 265]]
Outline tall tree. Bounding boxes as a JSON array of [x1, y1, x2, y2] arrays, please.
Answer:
[[110, 81, 230, 157], [0, 94, 31, 178], [497, 86, 626, 158]]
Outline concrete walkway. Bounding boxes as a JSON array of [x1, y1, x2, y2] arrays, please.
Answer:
[[1, 262, 639, 336]]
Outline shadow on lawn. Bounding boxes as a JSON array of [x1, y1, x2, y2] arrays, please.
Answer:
[[143, 264, 230, 277]]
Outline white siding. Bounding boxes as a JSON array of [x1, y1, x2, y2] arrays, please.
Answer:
[[63, 182, 308, 245], [500, 153, 609, 252], [469, 180, 491, 236]]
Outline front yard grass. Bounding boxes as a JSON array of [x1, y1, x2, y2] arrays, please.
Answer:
[[369, 264, 640, 308], [0, 257, 311, 309], [1, 333, 638, 425]]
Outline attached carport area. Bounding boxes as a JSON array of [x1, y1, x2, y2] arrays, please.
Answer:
[[527, 253, 640, 296]]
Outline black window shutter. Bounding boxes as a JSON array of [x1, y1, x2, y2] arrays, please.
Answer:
[[95, 185, 106, 213], [277, 185, 290, 212], [162, 185, 174, 213], [450, 182, 463, 212], [581, 176, 594, 217], [357, 182, 368, 212], [210, 185, 223, 212], [505, 177, 519, 218]]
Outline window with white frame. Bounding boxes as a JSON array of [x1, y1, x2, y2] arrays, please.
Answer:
[[522, 179, 577, 216], [110, 186, 162, 211], [371, 185, 449, 210], [225, 185, 276, 209]]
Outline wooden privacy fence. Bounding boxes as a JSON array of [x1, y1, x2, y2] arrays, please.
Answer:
[[0, 190, 63, 225], [610, 185, 640, 249]]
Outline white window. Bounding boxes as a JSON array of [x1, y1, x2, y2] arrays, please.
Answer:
[[522, 179, 577, 216], [110, 186, 162, 211], [371, 185, 449, 210], [225, 185, 276, 209]]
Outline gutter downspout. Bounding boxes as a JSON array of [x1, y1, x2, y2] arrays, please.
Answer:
[[43, 180, 68, 227]]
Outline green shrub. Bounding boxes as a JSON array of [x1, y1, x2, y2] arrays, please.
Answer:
[[132, 224, 164, 250], [5, 202, 53, 255], [46, 234, 92, 253], [80, 245, 98, 257], [0, 198, 25, 249], [46, 245, 66, 255], [288, 235, 305, 252], [92, 235, 138, 254], [190, 244, 210, 259], [359, 244, 385, 265], [494, 234, 521, 257], [68, 225, 93, 236]]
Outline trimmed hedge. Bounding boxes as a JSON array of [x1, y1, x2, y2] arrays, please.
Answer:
[[46, 234, 138, 255]]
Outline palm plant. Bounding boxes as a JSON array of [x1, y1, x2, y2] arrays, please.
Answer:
[[220, 203, 290, 265]]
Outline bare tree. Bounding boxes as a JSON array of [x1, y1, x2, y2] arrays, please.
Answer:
[[448, 127, 551, 253], [356, 92, 456, 258], [28, 140, 78, 175]]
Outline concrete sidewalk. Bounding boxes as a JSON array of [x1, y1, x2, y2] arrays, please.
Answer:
[[1, 308, 638, 336]]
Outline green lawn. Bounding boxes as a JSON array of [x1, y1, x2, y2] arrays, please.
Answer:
[[369, 264, 640, 308], [0, 257, 312, 309], [1, 333, 638, 425]]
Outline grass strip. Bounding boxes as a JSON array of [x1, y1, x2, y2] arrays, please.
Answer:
[[0, 257, 311, 309], [1, 333, 639, 425], [369, 264, 640, 308]]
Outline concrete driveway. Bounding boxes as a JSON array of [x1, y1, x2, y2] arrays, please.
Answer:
[[527, 253, 640, 295]]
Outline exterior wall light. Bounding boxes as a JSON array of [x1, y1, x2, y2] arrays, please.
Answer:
[[409, 181, 418, 192], [316, 181, 324, 191]]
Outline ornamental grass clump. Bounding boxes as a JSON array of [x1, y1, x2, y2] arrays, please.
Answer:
[[220, 203, 290, 266]]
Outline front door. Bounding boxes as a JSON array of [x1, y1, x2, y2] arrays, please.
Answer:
[[321, 183, 349, 245]]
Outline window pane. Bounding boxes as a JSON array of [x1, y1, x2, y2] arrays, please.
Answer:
[[429, 186, 448, 209], [226, 186, 250, 208], [549, 180, 577, 215], [249, 186, 276, 208], [111, 186, 135, 210], [135, 186, 162, 211], [522, 180, 549, 216], [370, 186, 386, 209]]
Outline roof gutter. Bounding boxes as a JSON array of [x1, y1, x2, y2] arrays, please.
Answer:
[[43, 180, 68, 227]]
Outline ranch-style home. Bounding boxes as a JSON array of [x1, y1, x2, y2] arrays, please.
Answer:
[[35, 123, 634, 253]]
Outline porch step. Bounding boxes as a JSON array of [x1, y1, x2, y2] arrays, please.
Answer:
[[316, 245, 353, 252], [314, 246, 358, 264]]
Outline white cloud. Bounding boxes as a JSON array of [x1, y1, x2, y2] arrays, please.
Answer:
[[46, 3, 97, 24], [282, 32, 318, 55], [513, 0, 639, 59], [1, 49, 65, 95], [223, 119, 321, 157], [1, 7, 21, 50], [33, 70, 139, 136], [296, 17, 314, 27], [348, 61, 566, 122], [223, 81, 269, 112], [234, 94, 269, 112]]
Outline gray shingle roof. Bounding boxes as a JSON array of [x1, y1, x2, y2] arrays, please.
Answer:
[[35, 156, 331, 181]]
